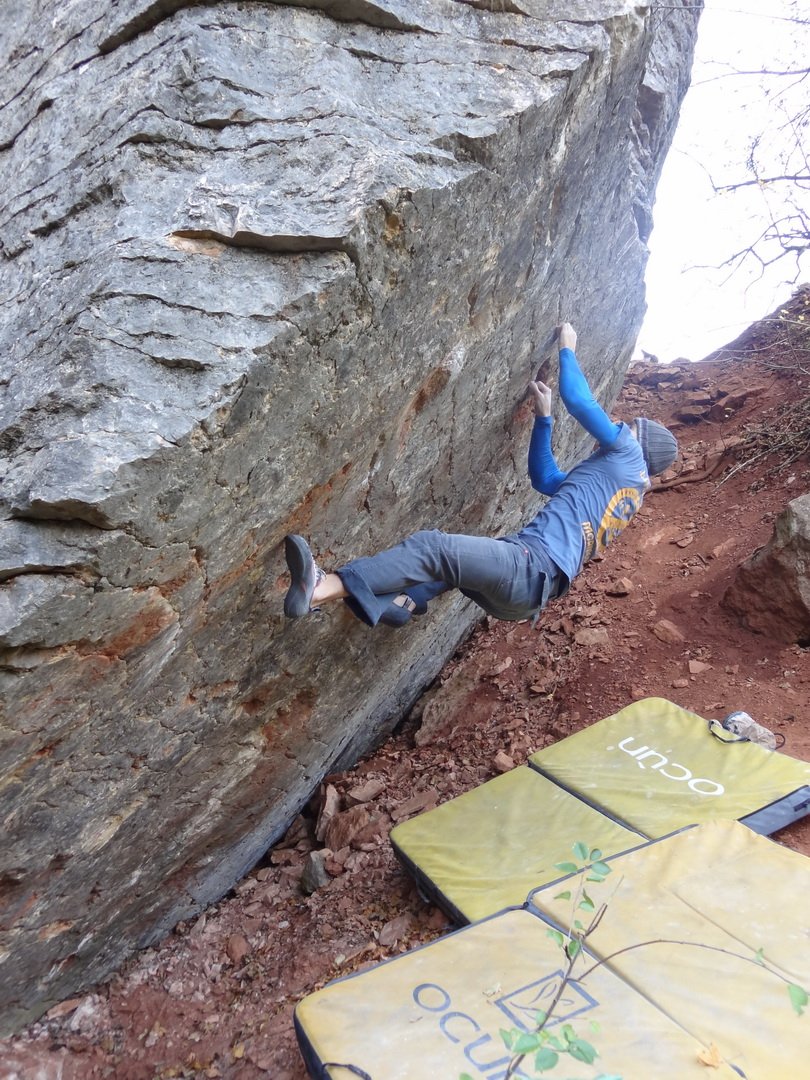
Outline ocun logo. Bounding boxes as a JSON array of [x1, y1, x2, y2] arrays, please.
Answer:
[[412, 982, 532, 1079], [495, 972, 597, 1031], [411, 975, 598, 1078], [609, 735, 724, 796]]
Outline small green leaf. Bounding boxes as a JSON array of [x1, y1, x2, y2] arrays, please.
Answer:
[[513, 1032, 542, 1054], [579, 894, 595, 913], [589, 848, 603, 860], [561, 1023, 576, 1043], [590, 860, 612, 877], [554, 861, 579, 875], [789, 983, 808, 1016], [547, 928, 565, 947], [534, 1047, 559, 1072], [586, 874, 606, 883], [589, 1019, 601, 1034], [460, 1074, 476, 1080], [568, 1037, 599, 1064], [566, 939, 582, 961], [545, 1034, 564, 1051], [572, 841, 589, 861], [573, 918, 585, 931], [554, 890, 572, 901], [499, 1028, 514, 1050], [753, 947, 765, 966], [534, 1009, 548, 1026]]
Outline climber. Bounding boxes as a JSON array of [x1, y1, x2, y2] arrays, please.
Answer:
[[282, 322, 677, 628]]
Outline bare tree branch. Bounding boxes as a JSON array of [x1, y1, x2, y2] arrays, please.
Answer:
[[716, 175, 810, 191], [694, 66, 810, 85]]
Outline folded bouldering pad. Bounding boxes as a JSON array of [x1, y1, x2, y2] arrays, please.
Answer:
[[529, 697, 810, 837], [295, 905, 740, 1080], [528, 820, 810, 1080]]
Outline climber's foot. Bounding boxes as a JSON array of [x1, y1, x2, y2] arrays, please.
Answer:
[[283, 535, 325, 618]]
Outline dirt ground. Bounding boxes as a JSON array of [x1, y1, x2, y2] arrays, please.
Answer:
[[4, 293, 810, 1079]]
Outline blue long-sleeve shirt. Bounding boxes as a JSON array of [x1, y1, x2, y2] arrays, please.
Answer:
[[514, 347, 649, 590], [528, 347, 622, 492]]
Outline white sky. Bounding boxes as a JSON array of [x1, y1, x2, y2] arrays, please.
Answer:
[[637, 0, 809, 362]]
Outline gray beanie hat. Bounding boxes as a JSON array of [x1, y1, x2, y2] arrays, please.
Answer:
[[634, 417, 678, 476]]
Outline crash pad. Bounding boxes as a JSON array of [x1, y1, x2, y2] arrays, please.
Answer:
[[391, 765, 642, 924], [295, 904, 741, 1080], [529, 697, 810, 837], [528, 820, 810, 1080]]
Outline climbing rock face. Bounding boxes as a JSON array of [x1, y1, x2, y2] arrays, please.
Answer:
[[724, 494, 810, 644], [0, 0, 700, 1030]]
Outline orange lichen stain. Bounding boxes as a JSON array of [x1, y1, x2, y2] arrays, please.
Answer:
[[283, 462, 353, 534], [240, 685, 274, 717], [70, 652, 121, 684], [510, 394, 535, 432], [97, 598, 176, 659], [38, 920, 74, 942], [155, 564, 202, 598], [204, 554, 257, 602], [259, 690, 316, 746], [412, 366, 451, 416], [397, 365, 452, 450]]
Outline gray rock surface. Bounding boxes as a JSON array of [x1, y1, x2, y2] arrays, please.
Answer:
[[724, 493, 810, 643], [0, 0, 700, 1031]]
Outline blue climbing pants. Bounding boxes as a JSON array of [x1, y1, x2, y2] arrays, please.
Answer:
[[337, 529, 560, 627]]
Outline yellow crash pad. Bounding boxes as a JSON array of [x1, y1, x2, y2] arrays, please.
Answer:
[[529, 820, 810, 1080], [530, 697, 810, 837], [390, 766, 642, 923], [295, 906, 740, 1080]]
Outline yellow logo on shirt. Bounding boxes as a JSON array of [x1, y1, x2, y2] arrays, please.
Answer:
[[596, 488, 643, 550], [582, 488, 643, 563]]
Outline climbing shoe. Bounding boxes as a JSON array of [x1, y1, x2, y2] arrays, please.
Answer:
[[283, 535, 324, 618]]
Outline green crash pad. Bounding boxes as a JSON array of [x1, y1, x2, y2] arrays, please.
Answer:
[[295, 904, 740, 1080], [392, 698, 810, 923], [528, 820, 810, 1080], [529, 697, 810, 837], [392, 766, 642, 924]]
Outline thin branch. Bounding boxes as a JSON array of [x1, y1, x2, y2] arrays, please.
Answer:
[[716, 174, 810, 191], [576, 937, 798, 987], [688, 213, 810, 285], [504, 943, 581, 1080], [505, 871, 624, 1078], [694, 66, 810, 86]]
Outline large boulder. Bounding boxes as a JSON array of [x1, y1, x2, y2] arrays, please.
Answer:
[[724, 493, 810, 643], [0, 0, 699, 1030]]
